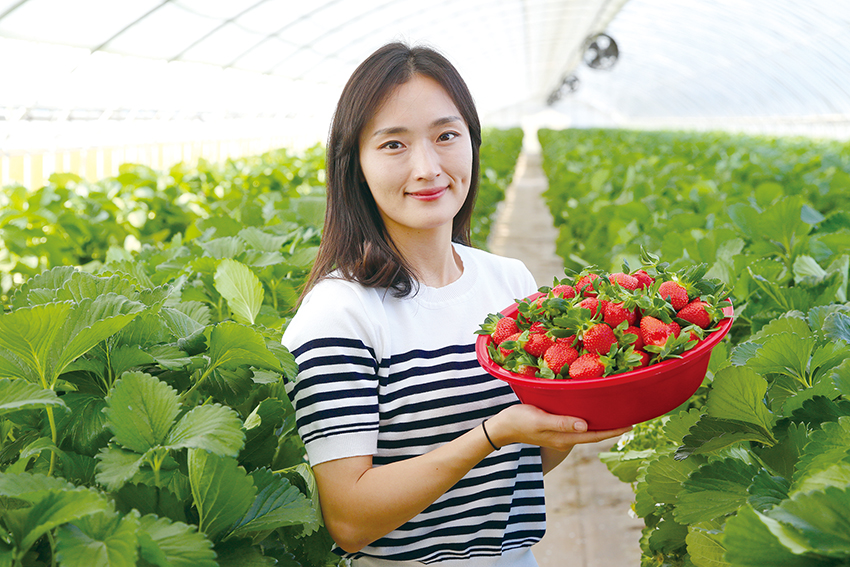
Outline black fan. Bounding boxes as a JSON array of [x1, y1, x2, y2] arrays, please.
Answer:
[[546, 74, 580, 105], [584, 33, 619, 70]]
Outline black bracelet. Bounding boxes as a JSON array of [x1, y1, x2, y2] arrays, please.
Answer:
[[482, 420, 500, 451]]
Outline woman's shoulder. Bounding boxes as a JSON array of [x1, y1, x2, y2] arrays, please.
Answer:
[[455, 244, 536, 288]]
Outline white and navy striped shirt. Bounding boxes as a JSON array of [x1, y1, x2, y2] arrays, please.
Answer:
[[282, 244, 545, 564]]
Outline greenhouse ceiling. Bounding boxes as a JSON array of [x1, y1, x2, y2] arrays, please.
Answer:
[[1, 0, 849, 153]]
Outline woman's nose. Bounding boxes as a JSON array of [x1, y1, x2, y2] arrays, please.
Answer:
[[411, 143, 440, 181]]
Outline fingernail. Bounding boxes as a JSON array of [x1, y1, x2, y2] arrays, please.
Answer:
[[575, 421, 587, 432]]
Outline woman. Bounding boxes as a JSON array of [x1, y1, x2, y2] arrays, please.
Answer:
[[282, 42, 630, 566]]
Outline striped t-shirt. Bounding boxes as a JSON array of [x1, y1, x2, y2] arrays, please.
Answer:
[[282, 244, 545, 564]]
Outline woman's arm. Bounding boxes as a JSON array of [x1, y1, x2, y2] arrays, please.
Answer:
[[312, 404, 630, 553]]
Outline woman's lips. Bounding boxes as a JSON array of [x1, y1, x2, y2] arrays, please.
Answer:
[[407, 187, 448, 201]]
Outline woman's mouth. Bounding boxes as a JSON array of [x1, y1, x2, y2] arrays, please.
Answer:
[[407, 187, 448, 201]]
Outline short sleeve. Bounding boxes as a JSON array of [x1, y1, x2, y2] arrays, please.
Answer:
[[281, 279, 384, 466]]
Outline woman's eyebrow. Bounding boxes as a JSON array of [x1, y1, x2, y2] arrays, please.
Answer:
[[370, 115, 464, 138]]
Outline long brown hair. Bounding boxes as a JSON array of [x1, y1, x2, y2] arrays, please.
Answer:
[[300, 42, 482, 302]]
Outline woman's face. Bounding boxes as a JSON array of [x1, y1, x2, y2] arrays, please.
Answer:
[[358, 74, 473, 243]]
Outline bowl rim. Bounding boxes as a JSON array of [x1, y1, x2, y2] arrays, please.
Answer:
[[476, 295, 734, 390]]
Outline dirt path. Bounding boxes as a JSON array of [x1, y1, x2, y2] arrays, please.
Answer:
[[487, 151, 644, 567]]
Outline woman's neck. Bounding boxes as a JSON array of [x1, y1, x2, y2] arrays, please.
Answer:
[[390, 226, 464, 289]]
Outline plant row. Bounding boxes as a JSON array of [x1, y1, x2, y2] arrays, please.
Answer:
[[537, 128, 850, 566]]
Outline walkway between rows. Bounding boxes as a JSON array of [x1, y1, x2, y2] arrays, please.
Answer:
[[487, 150, 644, 567]]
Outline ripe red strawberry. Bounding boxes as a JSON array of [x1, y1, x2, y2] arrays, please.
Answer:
[[576, 274, 599, 297], [608, 272, 639, 291], [634, 349, 650, 367], [492, 316, 520, 344], [622, 325, 644, 351], [578, 297, 600, 317], [583, 323, 617, 355], [524, 332, 555, 357], [603, 301, 637, 328], [569, 353, 606, 379], [632, 269, 655, 289], [677, 300, 712, 329], [499, 332, 522, 357], [557, 335, 578, 348], [543, 342, 579, 374], [552, 284, 577, 299], [516, 365, 539, 377], [640, 316, 671, 347], [668, 321, 681, 338], [658, 280, 689, 311]]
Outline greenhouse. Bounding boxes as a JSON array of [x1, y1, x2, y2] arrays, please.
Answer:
[[1, 1, 849, 566]]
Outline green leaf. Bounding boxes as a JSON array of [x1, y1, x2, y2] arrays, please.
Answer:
[[159, 307, 205, 339], [55, 511, 139, 567], [0, 378, 64, 415], [768, 485, 850, 558], [215, 259, 264, 325], [723, 505, 831, 566], [163, 404, 245, 456], [598, 449, 655, 484], [240, 398, 288, 470], [207, 322, 281, 372], [676, 416, 776, 459], [834, 359, 850, 397], [147, 344, 192, 370], [686, 526, 728, 567], [706, 366, 776, 441], [0, 302, 73, 384], [227, 468, 317, 539], [137, 514, 217, 567], [0, 472, 76, 499], [747, 469, 791, 513], [792, 417, 850, 489], [644, 452, 701, 505], [94, 446, 146, 492], [238, 227, 290, 253], [105, 372, 180, 454], [824, 312, 850, 345], [674, 458, 760, 524], [188, 449, 256, 540], [109, 344, 157, 377], [56, 393, 110, 456], [743, 333, 815, 387], [18, 488, 110, 551]]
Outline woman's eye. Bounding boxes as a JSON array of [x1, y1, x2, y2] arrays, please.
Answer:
[[380, 141, 403, 150], [438, 131, 459, 142]]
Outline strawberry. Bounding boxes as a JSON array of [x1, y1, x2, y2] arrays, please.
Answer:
[[499, 332, 522, 357], [640, 316, 671, 347], [492, 316, 520, 344], [583, 323, 617, 355], [569, 353, 607, 379], [576, 274, 599, 297], [608, 272, 639, 291], [658, 280, 689, 311], [543, 342, 579, 374], [668, 321, 681, 338], [524, 332, 555, 357], [603, 301, 637, 328], [632, 269, 655, 289], [516, 364, 539, 377], [578, 297, 600, 317], [634, 349, 650, 367], [552, 284, 577, 299], [677, 300, 712, 329], [621, 325, 644, 351]]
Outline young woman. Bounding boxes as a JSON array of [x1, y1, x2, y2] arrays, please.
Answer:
[[281, 42, 631, 567]]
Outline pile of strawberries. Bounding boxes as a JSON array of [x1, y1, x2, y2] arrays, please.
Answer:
[[477, 250, 731, 380]]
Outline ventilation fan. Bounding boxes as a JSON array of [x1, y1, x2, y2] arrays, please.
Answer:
[[546, 74, 580, 105], [584, 33, 619, 70]]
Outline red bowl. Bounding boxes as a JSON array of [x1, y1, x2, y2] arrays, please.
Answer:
[[476, 297, 734, 430]]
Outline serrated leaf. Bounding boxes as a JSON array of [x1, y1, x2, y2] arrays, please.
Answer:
[[0, 378, 64, 415], [18, 488, 110, 551], [824, 312, 850, 345], [94, 446, 146, 492], [55, 511, 139, 567], [56, 393, 110, 456], [147, 344, 192, 369], [748, 469, 791, 513], [834, 359, 850, 397], [598, 449, 655, 484], [199, 236, 245, 259], [188, 449, 256, 540], [106, 372, 180, 454], [674, 457, 760, 524], [227, 468, 317, 539], [676, 416, 775, 459], [767, 485, 850, 557], [137, 514, 217, 567], [685, 526, 728, 567], [238, 227, 290, 253], [159, 307, 205, 339], [215, 259, 264, 325], [706, 366, 776, 439], [758, 422, 809, 480], [744, 333, 815, 386], [57, 272, 137, 303], [644, 452, 701, 505], [109, 344, 156, 377], [792, 455, 850, 496], [0, 302, 73, 383], [163, 404, 245, 456], [0, 472, 76, 499], [207, 322, 281, 372], [792, 417, 850, 488], [723, 505, 828, 566], [9, 266, 77, 309], [240, 398, 288, 470]]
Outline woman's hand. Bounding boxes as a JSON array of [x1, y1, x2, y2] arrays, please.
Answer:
[[484, 403, 632, 453]]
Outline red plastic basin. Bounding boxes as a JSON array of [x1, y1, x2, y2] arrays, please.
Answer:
[[476, 298, 734, 430]]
